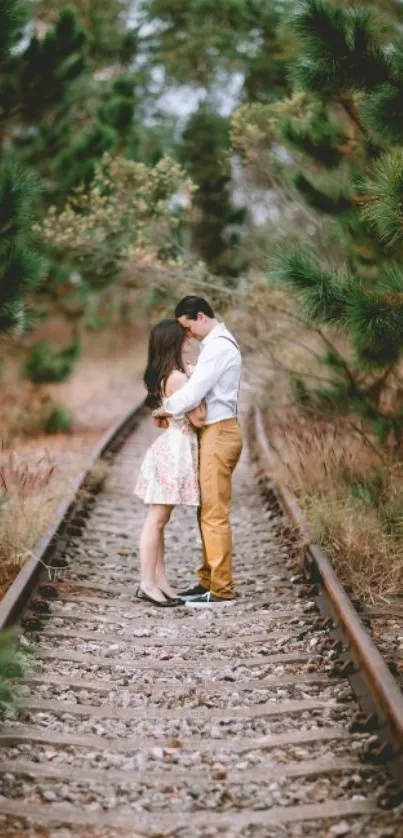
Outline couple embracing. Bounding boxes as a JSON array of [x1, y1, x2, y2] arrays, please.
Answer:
[[134, 296, 242, 608]]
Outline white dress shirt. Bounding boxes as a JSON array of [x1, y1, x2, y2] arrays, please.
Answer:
[[164, 322, 241, 425]]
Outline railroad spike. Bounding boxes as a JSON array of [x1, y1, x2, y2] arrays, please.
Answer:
[[65, 525, 85, 537], [362, 740, 395, 765], [37, 584, 58, 599], [327, 638, 345, 653], [29, 599, 51, 615], [324, 617, 335, 629], [21, 612, 43, 631], [385, 659, 400, 678], [329, 659, 357, 677], [297, 585, 318, 598], [377, 781, 403, 810], [348, 711, 379, 733]]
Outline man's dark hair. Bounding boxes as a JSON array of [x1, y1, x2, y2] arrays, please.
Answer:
[[175, 296, 214, 320]]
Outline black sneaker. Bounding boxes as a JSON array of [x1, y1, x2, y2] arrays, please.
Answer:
[[186, 592, 236, 608], [178, 584, 209, 601]]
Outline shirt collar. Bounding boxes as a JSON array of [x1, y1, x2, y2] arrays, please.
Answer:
[[201, 321, 226, 349]]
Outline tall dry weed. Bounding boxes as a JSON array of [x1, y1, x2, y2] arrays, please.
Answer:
[[265, 414, 403, 602], [0, 448, 57, 588]]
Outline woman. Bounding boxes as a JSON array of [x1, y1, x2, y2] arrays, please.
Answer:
[[134, 319, 205, 607]]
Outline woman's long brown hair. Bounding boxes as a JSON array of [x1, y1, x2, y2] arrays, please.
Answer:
[[144, 319, 186, 408]]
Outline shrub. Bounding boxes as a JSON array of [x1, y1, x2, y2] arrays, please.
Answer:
[[45, 406, 72, 435], [0, 631, 26, 711], [22, 341, 81, 384]]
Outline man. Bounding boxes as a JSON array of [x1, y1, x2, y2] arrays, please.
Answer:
[[153, 295, 242, 606]]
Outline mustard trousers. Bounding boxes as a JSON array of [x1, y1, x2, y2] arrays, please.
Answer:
[[198, 419, 243, 599]]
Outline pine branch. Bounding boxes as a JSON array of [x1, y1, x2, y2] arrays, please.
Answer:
[[362, 363, 396, 407], [271, 246, 350, 325], [293, 172, 352, 215], [360, 150, 403, 246], [0, 0, 27, 61], [289, 0, 390, 96], [347, 286, 403, 367], [338, 95, 371, 141], [280, 103, 346, 168]]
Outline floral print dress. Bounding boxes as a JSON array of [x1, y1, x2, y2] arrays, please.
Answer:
[[134, 403, 200, 506]]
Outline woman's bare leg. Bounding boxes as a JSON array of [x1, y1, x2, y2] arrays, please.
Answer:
[[155, 529, 176, 597], [138, 504, 173, 602]]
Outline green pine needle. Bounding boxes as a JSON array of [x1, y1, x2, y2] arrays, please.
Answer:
[[361, 150, 403, 246], [0, 630, 26, 711], [362, 84, 403, 144], [0, 0, 27, 60], [294, 171, 352, 214], [347, 285, 403, 367], [270, 247, 348, 325], [280, 103, 346, 168], [289, 0, 389, 95]]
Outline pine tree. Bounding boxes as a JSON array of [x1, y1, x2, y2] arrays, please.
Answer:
[[1, 3, 144, 204], [234, 0, 403, 442], [178, 107, 247, 279], [0, 0, 149, 347], [140, 0, 290, 95], [31, 0, 137, 68], [0, 1, 44, 334], [139, 2, 292, 283]]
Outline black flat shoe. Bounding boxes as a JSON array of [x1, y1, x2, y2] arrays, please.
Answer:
[[161, 590, 184, 606], [135, 587, 178, 607]]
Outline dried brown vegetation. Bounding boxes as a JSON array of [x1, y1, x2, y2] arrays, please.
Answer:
[[230, 278, 403, 604], [0, 324, 147, 600], [263, 412, 403, 603], [0, 449, 57, 596]]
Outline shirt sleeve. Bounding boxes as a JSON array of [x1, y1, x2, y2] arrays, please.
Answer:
[[164, 345, 230, 416]]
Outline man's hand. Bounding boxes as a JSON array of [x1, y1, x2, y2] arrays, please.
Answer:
[[152, 407, 170, 419], [151, 407, 171, 429], [153, 416, 169, 429]]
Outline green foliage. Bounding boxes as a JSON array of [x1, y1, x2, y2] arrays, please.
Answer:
[[22, 342, 81, 384], [55, 124, 117, 194], [178, 107, 247, 278], [3, 9, 87, 127], [293, 171, 353, 214], [141, 0, 291, 96], [0, 155, 44, 334], [45, 406, 72, 435], [361, 150, 403, 245], [0, 630, 25, 711], [289, 0, 389, 96], [41, 153, 194, 284], [232, 0, 403, 440], [271, 248, 348, 324], [1, 3, 144, 205], [32, 1, 137, 67], [0, 0, 27, 60], [0, 2, 46, 335], [281, 103, 346, 168], [349, 474, 384, 506], [347, 287, 403, 367]]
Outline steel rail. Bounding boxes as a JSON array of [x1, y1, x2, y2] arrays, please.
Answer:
[[0, 398, 147, 632], [252, 407, 403, 790]]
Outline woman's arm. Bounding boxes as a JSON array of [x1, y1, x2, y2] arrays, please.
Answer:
[[165, 371, 206, 428]]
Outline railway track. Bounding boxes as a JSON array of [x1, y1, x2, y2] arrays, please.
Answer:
[[0, 403, 402, 838]]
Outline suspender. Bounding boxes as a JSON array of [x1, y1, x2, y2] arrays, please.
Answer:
[[217, 335, 241, 416], [218, 335, 241, 352]]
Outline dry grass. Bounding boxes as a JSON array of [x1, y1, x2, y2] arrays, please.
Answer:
[[0, 322, 148, 600], [0, 450, 58, 595], [230, 276, 403, 605], [264, 414, 403, 603]]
